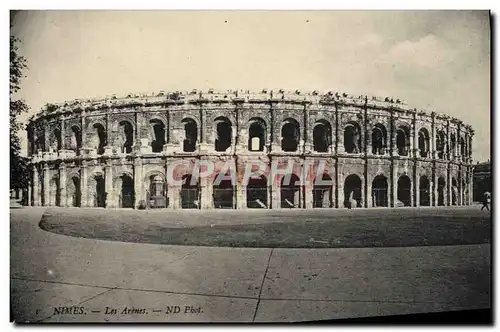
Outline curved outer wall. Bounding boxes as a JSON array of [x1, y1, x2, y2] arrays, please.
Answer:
[[26, 89, 475, 209]]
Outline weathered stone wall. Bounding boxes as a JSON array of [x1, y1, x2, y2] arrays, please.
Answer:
[[26, 89, 475, 209]]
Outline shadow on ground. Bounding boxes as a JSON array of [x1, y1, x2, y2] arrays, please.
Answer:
[[38, 208, 491, 248]]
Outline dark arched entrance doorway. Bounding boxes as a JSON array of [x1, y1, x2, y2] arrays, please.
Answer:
[[51, 176, 61, 206], [313, 173, 333, 208], [94, 175, 106, 207], [213, 174, 234, 209], [344, 174, 362, 208], [438, 177, 446, 206], [148, 174, 167, 208], [452, 177, 458, 205], [372, 175, 388, 207], [419, 175, 430, 206], [120, 174, 135, 208], [72, 176, 81, 207], [247, 175, 268, 208], [397, 175, 411, 206], [281, 174, 301, 208], [181, 174, 200, 209]]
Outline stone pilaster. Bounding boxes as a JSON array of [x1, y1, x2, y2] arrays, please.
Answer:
[[432, 173, 438, 206], [59, 162, 67, 207], [271, 181, 280, 209], [81, 161, 88, 207], [32, 166, 39, 206], [445, 123, 451, 160], [27, 181, 32, 206], [230, 130, 237, 155], [458, 174, 463, 206], [390, 115, 398, 157], [336, 172, 344, 208], [236, 128, 247, 154], [105, 161, 113, 208], [304, 183, 313, 209], [469, 171, 474, 205], [414, 173, 420, 207], [267, 185, 272, 209], [366, 177, 373, 208], [409, 176, 414, 207], [43, 164, 50, 206], [428, 176, 434, 207], [236, 182, 246, 209], [81, 113, 86, 152], [134, 158, 143, 205], [303, 158, 313, 209], [200, 174, 213, 209], [166, 161, 180, 209], [390, 167, 397, 207], [412, 114, 418, 158], [168, 185, 180, 209], [447, 170, 452, 206]]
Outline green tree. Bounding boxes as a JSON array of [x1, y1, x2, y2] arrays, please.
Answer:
[[10, 34, 30, 192]]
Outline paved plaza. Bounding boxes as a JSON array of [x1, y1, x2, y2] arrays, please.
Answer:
[[40, 206, 490, 248], [10, 206, 491, 322]]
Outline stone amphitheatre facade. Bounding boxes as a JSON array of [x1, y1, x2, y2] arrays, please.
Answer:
[[26, 89, 474, 210]]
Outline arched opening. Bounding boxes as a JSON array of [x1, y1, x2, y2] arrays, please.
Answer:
[[418, 128, 430, 158], [397, 175, 412, 206], [150, 120, 165, 153], [450, 134, 456, 158], [52, 129, 62, 152], [371, 124, 387, 155], [466, 136, 472, 158], [460, 136, 466, 158], [372, 175, 388, 207], [213, 173, 234, 209], [119, 121, 134, 154], [344, 122, 361, 154], [182, 118, 198, 152], [70, 126, 82, 155], [438, 177, 446, 206], [246, 175, 268, 208], [36, 132, 46, 153], [120, 174, 135, 208], [51, 176, 61, 206], [396, 126, 410, 156], [93, 123, 106, 155], [181, 174, 199, 209], [72, 176, 81, 207], [94, 175, 106, 207], [35, 132, 44, 153], [313, 121, 331, 153], [344, 174, 362, 208], [436, 131, 446, 159], [281, 119, 300, 152], [148, 174, 167, 208], [281, 173, 301, 208], [313, 173, 333, 208], [419, 175, 430, 206], [40, 173, 45, 206], [248, 118, 266, 152], [462, 177, 467, 205], [452, 177, 458, 205], [214, 117, 232, 152]]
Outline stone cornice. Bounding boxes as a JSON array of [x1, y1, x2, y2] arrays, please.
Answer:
[[27, 89, 473, 133]]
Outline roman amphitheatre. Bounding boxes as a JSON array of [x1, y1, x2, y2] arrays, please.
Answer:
[[25, 89, 474, 210]]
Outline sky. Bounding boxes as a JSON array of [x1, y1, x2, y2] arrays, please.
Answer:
[[10, 10, 491, 161]]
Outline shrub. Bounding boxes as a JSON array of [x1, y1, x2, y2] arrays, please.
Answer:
[[137, 200, 147, 210]]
